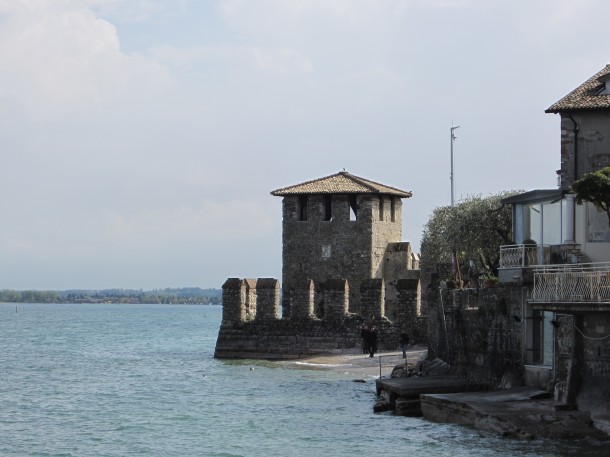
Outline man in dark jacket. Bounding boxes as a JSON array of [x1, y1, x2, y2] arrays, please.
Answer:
[[400, 332, 410, 358], [368, 326, 378, 358]]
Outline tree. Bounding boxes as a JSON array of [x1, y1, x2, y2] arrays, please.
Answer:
[[572, 166, 610, 227], [421, 191, 519, 279]]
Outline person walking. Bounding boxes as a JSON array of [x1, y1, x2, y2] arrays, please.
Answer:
[[360, 325, 370, 354], [368, 326, 378, 358], [400, 332, 410, 359]]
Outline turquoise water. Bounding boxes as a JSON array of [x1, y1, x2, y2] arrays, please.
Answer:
[[1, 303, 607, 457]]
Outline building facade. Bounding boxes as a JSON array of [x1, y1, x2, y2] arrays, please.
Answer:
[[495, 65, 610, 419]]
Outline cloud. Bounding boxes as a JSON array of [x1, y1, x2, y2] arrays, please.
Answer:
[[0, 198, 275, 263], [220, 0, 410, 26], [102, 200, 274, 245], [0, 0, 171, 118], [252, 47, 313, 74], [88, 0, 189, 22]]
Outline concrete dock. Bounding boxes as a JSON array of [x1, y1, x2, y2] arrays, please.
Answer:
[[375, 375, 488, 416], [420, 387, 608, 439]]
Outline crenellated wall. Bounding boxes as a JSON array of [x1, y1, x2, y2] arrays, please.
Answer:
[[214, 276, 425, 359]]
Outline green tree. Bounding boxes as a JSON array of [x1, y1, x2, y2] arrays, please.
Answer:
[[421, 191, 519, 278], [572, 166, 610, 227]]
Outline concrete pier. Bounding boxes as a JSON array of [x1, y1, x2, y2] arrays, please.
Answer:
[[420, 387, 608, 439], [375, 375, 488, 416]]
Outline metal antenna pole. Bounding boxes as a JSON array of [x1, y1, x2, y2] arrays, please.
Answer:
[[450, 123, 462, 287], [450, 124, 460, 206]]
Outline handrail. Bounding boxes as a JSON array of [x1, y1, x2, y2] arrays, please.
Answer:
[[531, 261, 610, 303], [377, 353, 408, 378], [533, 261, 610, 273], [499, 244, 550, 269]]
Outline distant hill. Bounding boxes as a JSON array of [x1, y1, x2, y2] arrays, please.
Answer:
[[0, 287, 222, 304]]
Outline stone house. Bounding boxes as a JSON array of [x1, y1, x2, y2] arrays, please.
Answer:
[[214, 171, 424, 359]]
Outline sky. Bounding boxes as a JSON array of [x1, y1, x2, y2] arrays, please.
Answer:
[[0, 0, 608, 290]]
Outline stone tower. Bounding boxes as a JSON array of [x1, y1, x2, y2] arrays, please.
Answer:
[[271, 171, 414, 318]]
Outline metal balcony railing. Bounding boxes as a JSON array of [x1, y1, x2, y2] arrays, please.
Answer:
[[531, 262, 610, 303], [499, 244, 550, 269]]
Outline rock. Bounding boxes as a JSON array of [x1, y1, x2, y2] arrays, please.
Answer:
[[374, 400, 391, 413], [395, 399, 422, 417]]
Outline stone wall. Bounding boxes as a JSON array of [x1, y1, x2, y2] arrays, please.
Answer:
[[554, 312, 610, 414], [214, 276, 426, 359], [559, 111, 610, 189], [426, 285, 526, 388]]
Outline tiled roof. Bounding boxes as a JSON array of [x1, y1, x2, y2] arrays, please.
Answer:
[[270, 171, 412, 198], [546, 65, 610, 113]]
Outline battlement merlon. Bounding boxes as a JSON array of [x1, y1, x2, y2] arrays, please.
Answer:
[[221, 278, 246, 326], [290, 278, 315, 320], [360, 279, 385, 322], [255, 278, 280, 321]]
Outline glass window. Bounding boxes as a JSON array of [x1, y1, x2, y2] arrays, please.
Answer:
[[524, 203, 541, 243], [542, 201, 562, 245]]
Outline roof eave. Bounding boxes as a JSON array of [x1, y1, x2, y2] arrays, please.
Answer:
[[271, 190, 412, 198], [545, 106, 609, 114]]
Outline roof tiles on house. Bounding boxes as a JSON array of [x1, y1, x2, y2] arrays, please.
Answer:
[[270, 171, 412, 198], [546, 65, 610, 113]]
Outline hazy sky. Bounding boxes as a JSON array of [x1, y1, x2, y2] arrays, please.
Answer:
[[1, 0, 608, 290]]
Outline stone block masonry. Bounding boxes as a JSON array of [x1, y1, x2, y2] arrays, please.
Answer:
[[214, 276, 425, 359]]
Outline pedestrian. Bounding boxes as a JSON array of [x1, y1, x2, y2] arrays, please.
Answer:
[[400, 332, 410, 359], [360, 325, 369, 354], [368, 325, 378, 358]]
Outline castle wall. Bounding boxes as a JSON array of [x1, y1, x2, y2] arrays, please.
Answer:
[[215, 277, 424, 359]]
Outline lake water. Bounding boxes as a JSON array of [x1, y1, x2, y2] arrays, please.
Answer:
[[1, 303, 607, 456]]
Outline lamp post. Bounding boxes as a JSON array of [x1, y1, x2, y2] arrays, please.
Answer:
[[450, 124, 460, 207]]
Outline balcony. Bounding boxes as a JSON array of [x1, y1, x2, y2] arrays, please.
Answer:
[[530, 262, 610, 310], [499, 244, 550, 269], [498, 243, 584, 285]]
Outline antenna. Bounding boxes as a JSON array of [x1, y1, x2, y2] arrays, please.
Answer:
[[450, 123, 460, 207]]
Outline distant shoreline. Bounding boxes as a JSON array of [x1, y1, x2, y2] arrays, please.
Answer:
[[0, 287, 222, 305]]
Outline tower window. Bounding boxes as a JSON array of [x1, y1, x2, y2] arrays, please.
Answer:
[[349, 195, 358, 221], [298, 195, 308, 221], [390, 197, 396, 222], [324, 195, 332, 221], [379, 196, 384, 221]]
